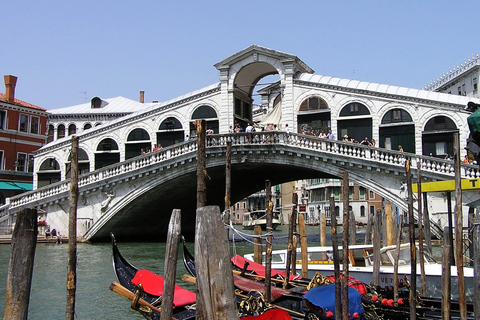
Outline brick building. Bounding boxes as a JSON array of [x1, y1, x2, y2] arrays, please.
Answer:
[[0, 75, 48, 204]]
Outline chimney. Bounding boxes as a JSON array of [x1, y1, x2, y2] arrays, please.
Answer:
[[139, 90, 145, 103], [4, 75, 17, 104]]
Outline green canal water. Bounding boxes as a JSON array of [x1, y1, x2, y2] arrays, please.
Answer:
[[0, 225, 334, 319]]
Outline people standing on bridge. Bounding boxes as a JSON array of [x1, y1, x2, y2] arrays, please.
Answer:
[[369, 139, 376, 147], [206, 127, 214, 135], [327, 130, 334, 140], [245, 123, 254, 142], [360, 137, 370, 146], [319, 130, 327, 139]]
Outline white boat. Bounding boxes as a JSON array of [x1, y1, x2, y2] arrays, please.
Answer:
[[244, 243, 475, 300], [242, 210, 281, 231]]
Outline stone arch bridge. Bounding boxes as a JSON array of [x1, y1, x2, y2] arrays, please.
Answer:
[[1, 132, 478, 242]]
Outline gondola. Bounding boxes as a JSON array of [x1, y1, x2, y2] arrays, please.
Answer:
[[110, 233, 197, 320]]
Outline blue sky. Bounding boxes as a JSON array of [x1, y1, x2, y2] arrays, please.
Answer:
[[2, 1, 479, 110]]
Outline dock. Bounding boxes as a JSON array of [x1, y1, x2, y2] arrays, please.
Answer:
[[0, 234, 67, 245]]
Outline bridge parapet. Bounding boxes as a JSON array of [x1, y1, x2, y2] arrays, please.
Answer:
[[1, 132, 478, 222]]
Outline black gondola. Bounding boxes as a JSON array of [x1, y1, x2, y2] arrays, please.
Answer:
[[110, 233, 197, 320]]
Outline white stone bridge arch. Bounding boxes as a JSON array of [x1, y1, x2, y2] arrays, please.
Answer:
[[1, 131, 478, 242]]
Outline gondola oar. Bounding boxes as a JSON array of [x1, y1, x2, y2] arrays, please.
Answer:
[[109, 281, 178, 320]]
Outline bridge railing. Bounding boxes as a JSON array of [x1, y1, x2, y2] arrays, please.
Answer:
[[0, 139, 199, 220], [0, 131, 478, 222], [210, 131, 479, 179]]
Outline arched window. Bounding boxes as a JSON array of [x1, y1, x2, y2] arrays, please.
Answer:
[[68, 124, 76, 136], [47, 125, 54, 143], [339, 102, 370, 116], [37, 158, 61, 188], [95, 138, 120, 169], [299, 96, 328, 111], [422, 116, 457, 158], [381, 109, 413, 124], [83, 123, 92, 131], [297, 96, 331, 135], [126, 128, 151, 159], [157, 117, 184, 148], [190, 106, 219, 136], [66, 148, 90, 177], [57, 124, 65, 139]]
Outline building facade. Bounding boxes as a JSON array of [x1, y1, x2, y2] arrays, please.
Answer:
[[0, 75, 48, 204]]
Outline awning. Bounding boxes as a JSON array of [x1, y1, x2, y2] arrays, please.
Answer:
[[0, 182, 33, 192]]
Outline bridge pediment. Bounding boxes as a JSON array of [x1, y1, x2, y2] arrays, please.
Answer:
[[214, 44, 314, 74]]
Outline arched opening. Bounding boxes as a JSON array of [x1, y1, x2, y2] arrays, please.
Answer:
[[337, 102, 372, 142], [47, 125, 54, 143], [380, 108, 415, 152], [37, 158, 61, 188], [95, 138, 120, 170], [190, 106, 219, 137], [233, 62, 279, 130], [83, 123, 92, 131], [297, 96, 331, 135], [68, 124, 77, 136], [157, 117, 184, 148], [422, 116, 458, 158], [66, 148, 90, 178], [57, 124, 65, 139], [126, 128, 151, 159]]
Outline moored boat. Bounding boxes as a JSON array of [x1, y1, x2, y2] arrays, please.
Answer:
[[243, 243, 475, 301], [243, 209, 281, 230]]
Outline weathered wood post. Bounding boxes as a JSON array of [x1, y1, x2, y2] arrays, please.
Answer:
[[195, 206, 238, 320], [372, 209, 382, 287], [365, 209, 373, 245], [264, 180, 273, 302], [291, 193, 298, 276], [196, 119, 207, 209], [441, 226, 451, 320], [195, 119, 206, 319], [385, 203, 394, 246], [453, 132, 466, 319], [66, 135, 79, 320], [393, 214, 403, 305], [330, 195, 341, 319], [160, 209, 181, 320], [283, 207, 295, 289], [473, 207, 480, 318], [341, 171, 349, 320], [416, 161, 426, 296], [253, 226, 263, 264], [349, 211, 356, 246], [320, 212, 327, 261], [422, 193, 432, 253], [224, 140, 232, 238], [4, 208, 37, 320], [298, 213, 308, 278], [406, 159, 417, 320]]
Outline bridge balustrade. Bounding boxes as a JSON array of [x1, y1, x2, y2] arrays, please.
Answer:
[[0, 131, 478, 224]]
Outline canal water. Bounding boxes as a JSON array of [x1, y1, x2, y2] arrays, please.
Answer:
[[0, 225, 336, 319]]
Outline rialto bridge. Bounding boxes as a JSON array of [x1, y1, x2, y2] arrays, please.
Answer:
[[1, 45, 480, 241], [0, 132, 479, 241]]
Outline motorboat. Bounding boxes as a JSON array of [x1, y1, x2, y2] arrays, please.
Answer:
[[243, 243, 475, 301], [243, 209, 281, 230]]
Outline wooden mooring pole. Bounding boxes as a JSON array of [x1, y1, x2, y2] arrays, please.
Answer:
[[442, 226, 451, 320], [66, 135, 79, 320], [453, 132, 466, 319], [264, 180, 273, 302], [372, 208, 382, 287], [341, 171, 349, 320], [283, 207, 295, 289], [224, 140, 232, 237], [298, 213, 308, 278], [196, 119, 207, 209], [406, 159, 417, 320], [416, 161, 426, 296], [291, 193, 298, 277], [253, 226, 263, 264], [194, 206, 238, 320], [160, 209, 181, 320], [473, 208, 480, 318], [4, 208, 37, 320], [330, 195, 341, 319]]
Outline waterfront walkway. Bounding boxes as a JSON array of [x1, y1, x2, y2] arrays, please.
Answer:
[[0, 234, 67, 245]]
